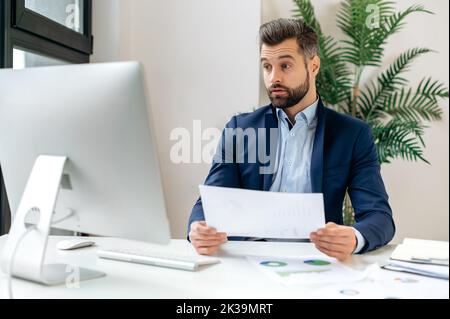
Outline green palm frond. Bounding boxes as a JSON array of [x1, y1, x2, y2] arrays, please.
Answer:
[[358, 48, 434, 120], [293, 0, 352, 106], [337, 1, 432, 73], [378, 48, 433, 90], [417, 77, 450, 99], [292, 0, 447, 167], [372, 120, 429, 164], [374, 5, 434, 51], [382, 79, 448, 122], [292, 0, 323, 35], [316, 36, 352, 106], [337, 0, 395, 69]]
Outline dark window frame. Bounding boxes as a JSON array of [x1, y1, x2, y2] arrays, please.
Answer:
[[0, 0, 10, 235], [13, 0, 93, 55], [0, 0, 93, 234], [3, 0, 92, 67], [1, 0, 7, 66]]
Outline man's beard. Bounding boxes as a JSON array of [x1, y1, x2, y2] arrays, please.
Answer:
[[267, 72, 310, 109]]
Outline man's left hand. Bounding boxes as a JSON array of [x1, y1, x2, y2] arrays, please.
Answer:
[[310, 222, 357, 261]]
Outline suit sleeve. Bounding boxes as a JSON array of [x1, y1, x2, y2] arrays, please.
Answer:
[[349, 124, 396, 253], [187, 116, 242, 238]]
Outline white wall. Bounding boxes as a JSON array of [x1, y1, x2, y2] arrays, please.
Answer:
[[261, 0, 449, 243], [92, 0, 261, 239], [92, 0, 448, 243]]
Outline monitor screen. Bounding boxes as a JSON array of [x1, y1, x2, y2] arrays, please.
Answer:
[[0, 61, 171, 244]]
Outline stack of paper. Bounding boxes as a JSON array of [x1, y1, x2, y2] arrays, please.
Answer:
[[390, 238, 449, 266], [382, 238, 449, 280], [382, 260, 448, 280]]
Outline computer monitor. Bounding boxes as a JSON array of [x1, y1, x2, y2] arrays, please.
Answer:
[[0, 61, 171, 285]]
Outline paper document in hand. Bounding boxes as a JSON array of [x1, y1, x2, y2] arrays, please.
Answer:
[[199, 185, 325, 239]]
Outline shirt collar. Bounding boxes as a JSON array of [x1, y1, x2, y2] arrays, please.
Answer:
[[275, 98, 319, 128]]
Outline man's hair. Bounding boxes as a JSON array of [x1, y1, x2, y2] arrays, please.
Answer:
[[259, 18, 319, 59]]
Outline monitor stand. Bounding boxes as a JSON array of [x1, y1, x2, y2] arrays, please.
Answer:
[[0, 155, 105, 286]]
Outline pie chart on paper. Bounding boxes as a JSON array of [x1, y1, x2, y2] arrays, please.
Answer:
[[260, 261, 288, 267], [303, 259, 331, 266]]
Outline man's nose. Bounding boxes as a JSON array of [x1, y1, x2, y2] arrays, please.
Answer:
[[270, 68, 282, 84]]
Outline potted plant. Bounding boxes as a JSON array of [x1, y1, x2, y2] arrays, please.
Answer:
[[293, 0, 449, 225]]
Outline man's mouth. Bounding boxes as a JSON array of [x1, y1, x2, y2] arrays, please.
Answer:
[[271, 89, 287, 95]]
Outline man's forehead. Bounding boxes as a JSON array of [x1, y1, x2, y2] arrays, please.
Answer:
[[260, 39, 301, 61]]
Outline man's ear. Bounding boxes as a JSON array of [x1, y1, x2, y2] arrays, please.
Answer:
[[311, 55, 321, 76]]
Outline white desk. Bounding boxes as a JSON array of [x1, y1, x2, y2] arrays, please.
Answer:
[[0, 236, 448, 299]]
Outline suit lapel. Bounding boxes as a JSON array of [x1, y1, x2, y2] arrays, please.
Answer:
[[311, 100, 326, 193], [262, 106, 278, 191]]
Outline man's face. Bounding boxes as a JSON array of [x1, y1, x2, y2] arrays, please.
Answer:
[[261, 38, 312, 109]]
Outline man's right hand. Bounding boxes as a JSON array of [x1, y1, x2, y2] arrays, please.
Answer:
[[189, 221, 228, 255]]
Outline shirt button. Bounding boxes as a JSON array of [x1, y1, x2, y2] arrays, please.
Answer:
[[290, 133, 295, 137]]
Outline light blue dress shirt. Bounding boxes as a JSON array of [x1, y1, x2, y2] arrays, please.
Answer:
[[269, 100, 318, 194], [266, 99, 366, 254]]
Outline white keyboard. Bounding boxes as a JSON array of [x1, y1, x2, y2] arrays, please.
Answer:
[[97, 248, 220, 271]]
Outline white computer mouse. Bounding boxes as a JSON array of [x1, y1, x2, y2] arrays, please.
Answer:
[[56, 238, 96, 250]]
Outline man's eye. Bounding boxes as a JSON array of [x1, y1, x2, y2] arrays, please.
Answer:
[[281, 64, 291, 70], [263, 65, 271, 70]]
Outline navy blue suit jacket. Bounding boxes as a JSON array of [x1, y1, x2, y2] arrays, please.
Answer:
[[188, 99, 395, 253]]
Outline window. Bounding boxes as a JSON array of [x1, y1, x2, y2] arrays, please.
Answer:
[[13, 46, 68, 69], [13, 0, 92, 58], [25, 0, 85, 34], [0, 0, 93, 234]]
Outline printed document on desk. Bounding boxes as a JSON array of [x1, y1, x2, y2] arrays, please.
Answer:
[[390, 238, 449, 266], [199, 185, 325, 239], [247, 255, 374, 285]]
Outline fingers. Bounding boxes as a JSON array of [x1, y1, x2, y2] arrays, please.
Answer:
[[192, 221, 218, 235], [311, 236, 353, 261], [313, 240, 349, 254], [313, 223, 355, 239], [190, 231, 226, 241], [190, 227, 227, 240], [312, 237, 349, 248], [190, 221, 224, 239], [310, 224, 356, 261], [190, 235, 226, 255], [314, 244, 348, 262], [190, 236, 226, 255], [192, 237, 227, 247], [315, 228, 350, 238], [189, 221, 228, 256], [197, 246, 220, 256]]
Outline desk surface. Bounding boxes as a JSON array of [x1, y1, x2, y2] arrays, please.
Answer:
[[0, 236, 448, 299]]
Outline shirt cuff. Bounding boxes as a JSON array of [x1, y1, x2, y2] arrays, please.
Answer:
[[352, 227, 366, 254]]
